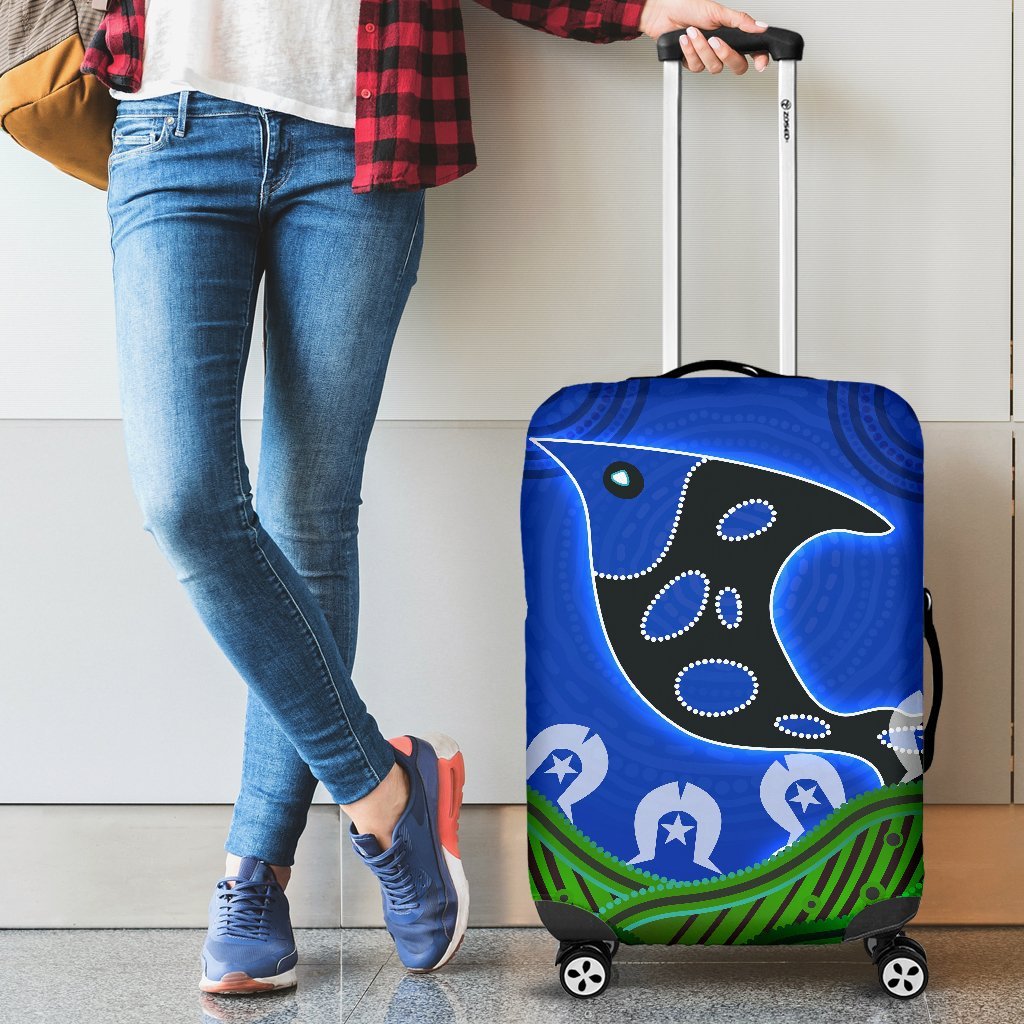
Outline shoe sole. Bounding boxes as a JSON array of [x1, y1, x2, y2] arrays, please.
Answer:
[[412, 731, 470, 973], [199, 967, 297, 994]]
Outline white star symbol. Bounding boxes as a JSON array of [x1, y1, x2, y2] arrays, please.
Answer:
[[789, 783, 820, 813], [545, 753, 578, 784], [661, 814, 694, 846]]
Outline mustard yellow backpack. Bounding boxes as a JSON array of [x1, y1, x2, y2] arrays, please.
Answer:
[[0, 0, 116, 189]]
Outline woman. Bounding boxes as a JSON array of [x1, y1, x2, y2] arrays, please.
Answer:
[[81, 0, 770, 996]]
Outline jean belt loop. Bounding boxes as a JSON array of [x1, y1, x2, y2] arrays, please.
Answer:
[[174, 89, 190, 137]]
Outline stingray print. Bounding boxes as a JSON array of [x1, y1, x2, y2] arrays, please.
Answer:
[[531, 437, 923, 787]]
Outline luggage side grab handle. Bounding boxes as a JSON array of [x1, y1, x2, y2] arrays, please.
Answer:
[[657, 26, 805, 63], [921, 587, 943, 774]]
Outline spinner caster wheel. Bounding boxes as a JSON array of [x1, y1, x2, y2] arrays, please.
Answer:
[[877, 944, 929, 1000], [558, 944, 611, 999], [864, 932, 927, 964], [893, 935, 927, 962]]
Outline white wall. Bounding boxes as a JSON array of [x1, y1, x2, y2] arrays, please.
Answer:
[[0, 2, 1014, 817]]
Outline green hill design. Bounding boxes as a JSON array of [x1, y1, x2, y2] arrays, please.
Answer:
[[528, 781, 923, 946]]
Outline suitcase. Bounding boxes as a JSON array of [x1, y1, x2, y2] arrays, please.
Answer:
[[520, 25, 944, 1001]]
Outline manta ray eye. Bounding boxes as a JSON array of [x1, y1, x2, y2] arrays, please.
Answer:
[[603, 461, 644, 499]]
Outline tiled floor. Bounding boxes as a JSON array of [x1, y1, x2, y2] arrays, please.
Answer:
[[0, 926, 1019, 1023]]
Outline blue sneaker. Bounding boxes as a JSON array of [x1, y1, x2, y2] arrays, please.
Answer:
[[199, 856, 299, 994], [349, 733, 469, 972]]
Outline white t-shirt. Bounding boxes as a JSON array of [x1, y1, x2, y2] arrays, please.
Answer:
[[109, 0, 359, 129]]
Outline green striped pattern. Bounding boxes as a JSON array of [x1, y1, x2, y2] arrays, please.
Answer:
[[528, 781, 924, 946]]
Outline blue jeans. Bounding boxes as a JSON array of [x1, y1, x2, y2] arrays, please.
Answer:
[[106, 89, 425, 866]]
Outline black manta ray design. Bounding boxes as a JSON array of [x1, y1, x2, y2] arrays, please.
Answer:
[[532, 437, 923, 787]]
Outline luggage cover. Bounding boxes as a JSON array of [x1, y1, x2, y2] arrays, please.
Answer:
[[521, 374, 927, 946]]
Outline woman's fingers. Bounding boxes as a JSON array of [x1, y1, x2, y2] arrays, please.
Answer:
[[752, 50, 770, 72], [709, 35, 751, 74], [679, 32, 707, 73], [685, 26, 724, 73], [683, 26, 750, 75]]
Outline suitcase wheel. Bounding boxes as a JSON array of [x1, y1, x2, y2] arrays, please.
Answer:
[[866, 932, 929, 1000], [557, 943, 612, 999]]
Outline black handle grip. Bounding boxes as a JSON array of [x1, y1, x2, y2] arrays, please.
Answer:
[[644, 359, 811, 380], [661, 359, 782, 378], [627, 360, 813, 382], [657, 26, 804, 62], [921, 588, 943, 774]]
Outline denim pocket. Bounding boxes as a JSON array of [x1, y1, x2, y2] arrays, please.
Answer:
[[109, 114, 174, 164]]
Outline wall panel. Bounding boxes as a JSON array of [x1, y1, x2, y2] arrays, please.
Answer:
[[3, 6, 1006, 422], [0, 420, 526, 804], [923, 423, 1012, 802], [676, 1, 1009, 421]]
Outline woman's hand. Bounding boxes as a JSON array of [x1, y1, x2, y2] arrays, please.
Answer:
[[638, 0, 770, 74]]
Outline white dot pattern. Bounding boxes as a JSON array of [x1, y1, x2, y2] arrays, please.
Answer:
[[674, 658, 759, 717], [715, 587, 743, 629], [640, 571, 709, 642], [877, 726, 924, 754], [596, 458, 708, 581], [773, 713, 832, 739], [716, 499, 778, 542]]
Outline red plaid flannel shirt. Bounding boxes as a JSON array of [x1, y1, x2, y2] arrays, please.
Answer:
[[81, 0, 647, 193]]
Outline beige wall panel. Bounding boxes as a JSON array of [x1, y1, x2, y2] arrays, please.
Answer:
[[923, 423, 1012, 802], [0, 805, 341, 928], [3, 803, 1020, 927], [1015, 431, 1024, 802]]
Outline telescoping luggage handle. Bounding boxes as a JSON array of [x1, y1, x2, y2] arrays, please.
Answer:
[[658, 26, 804, 377]]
